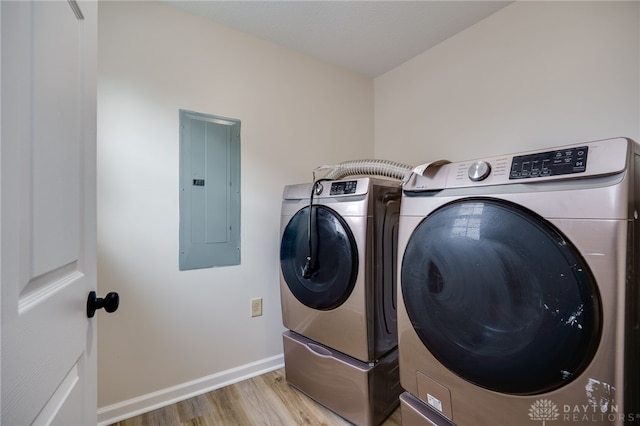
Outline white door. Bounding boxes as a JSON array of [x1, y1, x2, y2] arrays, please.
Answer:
[[1, 1, 99, 425]]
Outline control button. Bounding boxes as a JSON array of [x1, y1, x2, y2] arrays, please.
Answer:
[[468, 161, 492, 181], [314, 182, 324, 195]]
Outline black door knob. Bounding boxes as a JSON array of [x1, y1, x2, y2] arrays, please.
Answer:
[[87, 291, 119, 318]]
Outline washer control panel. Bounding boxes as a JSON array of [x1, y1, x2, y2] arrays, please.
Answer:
[[509, 146, 588, 180], [403, 138, 629, 192], [330, 180, 358, 195], [284, 178, 371, 200], [468, 161, 492, 181]]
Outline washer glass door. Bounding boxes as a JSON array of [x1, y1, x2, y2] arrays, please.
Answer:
[[281, 205, 358, 310], [401, 199, 601, 395]]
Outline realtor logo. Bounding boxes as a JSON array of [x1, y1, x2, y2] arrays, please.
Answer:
[[529, 399, 560, 425]]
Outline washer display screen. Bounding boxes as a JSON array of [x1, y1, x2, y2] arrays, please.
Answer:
[[510, 146, 588, 179], [401, 199, 601, 395], [330, 180, 358, 195]]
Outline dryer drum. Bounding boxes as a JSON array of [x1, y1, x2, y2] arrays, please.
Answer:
[[401, 198, 602, 395], [280, 205, 359, 311]]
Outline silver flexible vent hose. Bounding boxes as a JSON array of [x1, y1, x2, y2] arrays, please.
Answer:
[[323, 159, 414, 181]]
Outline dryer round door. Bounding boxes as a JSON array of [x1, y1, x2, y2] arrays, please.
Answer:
[[280, 205, 359, 310], [401, 198, 602, 395]]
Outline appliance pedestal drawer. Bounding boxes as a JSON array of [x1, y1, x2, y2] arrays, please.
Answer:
[[283, 330, 400, 426]]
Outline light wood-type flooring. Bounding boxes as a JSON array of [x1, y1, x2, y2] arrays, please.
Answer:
[[109, 368, 402, 426]]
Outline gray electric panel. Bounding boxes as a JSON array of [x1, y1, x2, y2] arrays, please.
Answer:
[[179, 110, 240, 270]]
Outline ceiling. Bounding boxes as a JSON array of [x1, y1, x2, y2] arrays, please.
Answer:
[[164, 1, 513, 77]]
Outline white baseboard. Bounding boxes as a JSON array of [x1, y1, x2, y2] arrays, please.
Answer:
[[97, 354, 284, 426]]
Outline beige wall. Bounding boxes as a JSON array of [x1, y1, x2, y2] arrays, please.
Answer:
[[97, 1, 373, 421], [375, 1, 640, 165]]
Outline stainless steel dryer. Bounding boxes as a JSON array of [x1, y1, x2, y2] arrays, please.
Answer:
[[397, 138, 639, 425], [280, 177, 402, 425]]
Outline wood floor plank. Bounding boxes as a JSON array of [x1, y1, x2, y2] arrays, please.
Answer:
[[132, 404, 180, 426], [109, 368, 401, 426], [202, 384, 256, 425], [233, 374, 298, 424], [180, 415, 216, 426], [176, 394, 215, 423], [255, 371, 348, 425]]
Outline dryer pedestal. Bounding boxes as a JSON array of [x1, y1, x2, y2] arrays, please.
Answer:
[[283, 330, 401, 426]]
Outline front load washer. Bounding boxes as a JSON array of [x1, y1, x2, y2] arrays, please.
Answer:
[[397, 137, 639, 425], [280, 177, 401, 362], [280, 177, 403, 425]]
